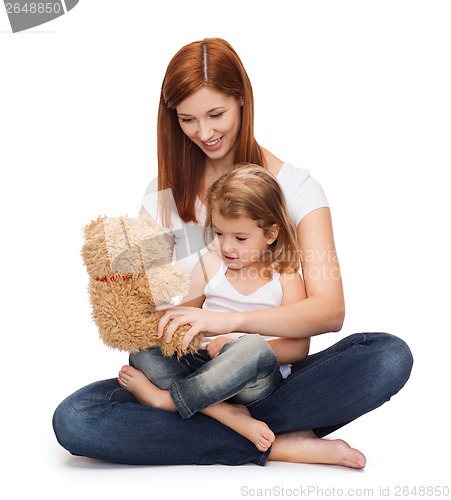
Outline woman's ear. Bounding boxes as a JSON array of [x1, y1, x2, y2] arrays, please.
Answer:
[[266, 224, 279, 245]]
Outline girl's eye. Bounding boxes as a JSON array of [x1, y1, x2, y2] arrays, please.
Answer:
[[179, 117, 192, 123], [210, 112, 224, 119], [213, 230, 223, 237], [236, 237, 247, 242]]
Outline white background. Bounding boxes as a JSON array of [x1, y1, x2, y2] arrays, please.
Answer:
[[1, 1, 450, 498]]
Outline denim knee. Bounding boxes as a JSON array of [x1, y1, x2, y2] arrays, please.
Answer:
[[379, 333, 413, 388], [363, 332, 414, 396], [224, 334, 275, 363], [52, 379, 131, 457], [129, 348, 190, 389], [129, 349, 159, 377], [53, 397, 76, 453]]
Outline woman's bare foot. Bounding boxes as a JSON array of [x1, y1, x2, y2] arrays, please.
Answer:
[[118, 365, 176, 411], [268, 430, 366, 469], [206, 403, 275, 452]]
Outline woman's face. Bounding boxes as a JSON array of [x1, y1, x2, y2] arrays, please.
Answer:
[[176, 87, 242, 163]]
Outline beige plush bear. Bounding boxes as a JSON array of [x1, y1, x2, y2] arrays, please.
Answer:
[[82, 215, 203, 357]]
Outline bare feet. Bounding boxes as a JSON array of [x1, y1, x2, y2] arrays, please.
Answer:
[[268, 430, 366, 469], [206, 404, 275, 452], [118, 365, 275, 452], [118, 365, 176, 411]]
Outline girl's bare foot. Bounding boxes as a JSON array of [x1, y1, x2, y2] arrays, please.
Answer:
[[118, 365, 176, 411], [208, 404, 275, 452], [268, 430, 366, 469]]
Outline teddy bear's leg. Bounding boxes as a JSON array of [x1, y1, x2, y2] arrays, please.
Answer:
[[129, 348, 191, 390]]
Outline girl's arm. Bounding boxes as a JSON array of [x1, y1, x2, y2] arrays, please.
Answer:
[[172, 251, 222, 307], [178, 258, 207, 308]]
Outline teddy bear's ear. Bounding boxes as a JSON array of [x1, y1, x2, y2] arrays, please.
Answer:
[[82, 214, 174, 278], [109, 216, 172, 274], [82, 216, 114, 278]]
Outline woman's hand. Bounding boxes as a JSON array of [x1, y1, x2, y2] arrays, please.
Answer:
[[157, 306, 239, 350], [206, 337, 234, 359]]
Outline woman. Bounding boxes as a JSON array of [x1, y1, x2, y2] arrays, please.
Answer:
[[52, 38, 413, 468]]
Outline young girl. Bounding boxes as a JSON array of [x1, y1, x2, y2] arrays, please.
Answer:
[[118, 164, 310, 452]]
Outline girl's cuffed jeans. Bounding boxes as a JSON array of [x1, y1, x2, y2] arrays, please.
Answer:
[[130, 334, 282, 418]]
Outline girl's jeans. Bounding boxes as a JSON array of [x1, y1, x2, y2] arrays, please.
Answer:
[[52, 332, 413, 466], [130, 334, 282, 418]]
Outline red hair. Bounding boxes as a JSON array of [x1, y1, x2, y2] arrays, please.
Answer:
[[157, 38, 264, 225]]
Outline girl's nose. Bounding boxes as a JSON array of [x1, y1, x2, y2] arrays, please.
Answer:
[[221, 238, 235, 255]]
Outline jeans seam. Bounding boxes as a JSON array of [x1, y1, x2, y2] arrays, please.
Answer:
[[109, 387, 125, 402]]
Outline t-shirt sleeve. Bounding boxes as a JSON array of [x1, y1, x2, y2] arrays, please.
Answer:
[[278, 164, 329, 228]]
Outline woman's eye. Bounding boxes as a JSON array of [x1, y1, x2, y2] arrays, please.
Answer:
[[210, 112, 224, 119], [179, 117, 192, 123]]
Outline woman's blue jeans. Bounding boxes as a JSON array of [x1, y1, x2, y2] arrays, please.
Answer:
[[52, 332, 413, 466], [130, 334, 282, 418]]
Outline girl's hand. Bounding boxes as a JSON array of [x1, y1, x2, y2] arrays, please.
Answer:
[[206, 337, 234, 359], [157, 306, 238, 350]]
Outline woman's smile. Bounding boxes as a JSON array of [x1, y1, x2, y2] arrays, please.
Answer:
[[203, 136, 224, 151]]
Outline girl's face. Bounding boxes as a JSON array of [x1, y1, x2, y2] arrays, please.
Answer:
[[211, 210, 278, 271], [176, 87, 242, 163]]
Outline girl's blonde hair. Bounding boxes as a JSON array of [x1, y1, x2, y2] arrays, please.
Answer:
[[157, 38, 264, 226], [204, 164, 300, 274]]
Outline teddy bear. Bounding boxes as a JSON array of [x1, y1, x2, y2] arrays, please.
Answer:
[[81, 214, 203, 357]]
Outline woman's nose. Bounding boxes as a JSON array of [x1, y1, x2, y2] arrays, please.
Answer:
[[197, 122, 214, 142]]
